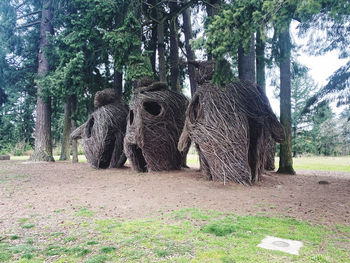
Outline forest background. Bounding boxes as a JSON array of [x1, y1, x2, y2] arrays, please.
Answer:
[[0, 0, 349, 163]]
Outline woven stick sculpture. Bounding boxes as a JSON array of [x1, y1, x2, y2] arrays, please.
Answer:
[[179, 61, 284, 185], [71, 89, 129, 169], [124, 79, 189, 172]]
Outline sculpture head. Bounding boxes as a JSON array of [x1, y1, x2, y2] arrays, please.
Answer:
[[124, 81, 188, 172]]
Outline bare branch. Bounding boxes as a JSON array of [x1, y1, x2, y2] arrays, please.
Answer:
[[160, 0, 198, 23], [144, 0, 198, 24], [17, 10, 42, 20], [16, 20, 41, 30], [14, 0, 30, 10]]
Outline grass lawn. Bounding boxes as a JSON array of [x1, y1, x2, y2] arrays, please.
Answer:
[[276, 156, 350, 172], [9, 154, 350, 172], [187, 154, 350, 173], [0, 208, 349, 263]]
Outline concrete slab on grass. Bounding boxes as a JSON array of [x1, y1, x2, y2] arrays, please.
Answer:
[[258, 235, 303, 255]]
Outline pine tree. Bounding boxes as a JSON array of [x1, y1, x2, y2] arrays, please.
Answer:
[[0, 0, 40, 154], [182, 7, 196, 96], [30, 0, 55, 162]]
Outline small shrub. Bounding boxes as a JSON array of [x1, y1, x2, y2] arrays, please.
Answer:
[[202, 219, 237, 236], [76, 208, 95, 217], [86, 241, 99, 246], [84, 254, 108, 263], [0, 252, 11, 261], [9, 244, 36, 254], [17, 218, 29, 224], [45, 245, 69, 256], [50, 232, 64, 237], [21, 253, 34, 259], [77, 248, 91, 257], [26, 239, 34, 245], [221, 255, 236, 263], [71, 246, 91, 257], [155, 249, 169, 257], [99, 246, 116, 253], [64, 236, 77, 243], [22, 224, 35, 229]]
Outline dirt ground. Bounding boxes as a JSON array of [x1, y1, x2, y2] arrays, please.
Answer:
[[0, 160, 349, 232]]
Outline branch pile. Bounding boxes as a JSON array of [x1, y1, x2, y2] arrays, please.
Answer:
[[179, 61, 284, 185], [124, 80, 189, 172], [71, 88, 129, 169]]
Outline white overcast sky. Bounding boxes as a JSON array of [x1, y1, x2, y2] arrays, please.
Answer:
[[266, 21, 348, 115]]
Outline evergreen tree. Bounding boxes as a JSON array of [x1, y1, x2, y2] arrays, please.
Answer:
[[182, 6, 197, 96], [339, 107, 350, 155], [0, 0, 40, 154], [290, 63, 315, 156], [30, 0, 55, 162], [311, 102, 338, 155], [262, 0, 325, 174], [299, 0, 350, 108], [169, 0, 180, 91]]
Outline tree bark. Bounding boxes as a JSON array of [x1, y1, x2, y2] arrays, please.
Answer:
[[30, 0, 54, 162], [183, 7, 197, 96], [71, 94, 78, 163], [59, 96, 72, 161], [157, 6, 166, 82], [239, 36, 259, 182], [256, 29, 276, 171], [169, 1, 179, 92], [147, 0, 157, 76], [205, 0, 220, 60], [277, 24, 295, 174], [264, 136, 276, 170], [238, 34, 256, 82], [238, 33, 262, 181], [293, 125, 297, 157], [71, 124, 78, 163], [114, 69, 123, 97], [256, 29, 265, 92], [150, 25, 157, 76]]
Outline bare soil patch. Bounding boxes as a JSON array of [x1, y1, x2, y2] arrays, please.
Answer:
[[0, 160, 349, 232]]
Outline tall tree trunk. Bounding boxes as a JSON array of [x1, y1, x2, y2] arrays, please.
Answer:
[[169, 1, 179, 92], [114, 68, 123, 97], [238, 34, 256, 82], [264, 136, 276, 170], [157, 6, 166, 82], [71, 94, 78, 163], [30, 0, 54, 162], [293, 126, 297, 157], [59, 96, 72, 161], [183, 7, 196, 96], [206, 0, 220, 60], [150, 25, 157, 76], [148, 0, 157, 76], [256, 29, 276, 171], [238, 33, 264, 182], [277, 24, 295, 174], [256, 30, 265, 92]]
